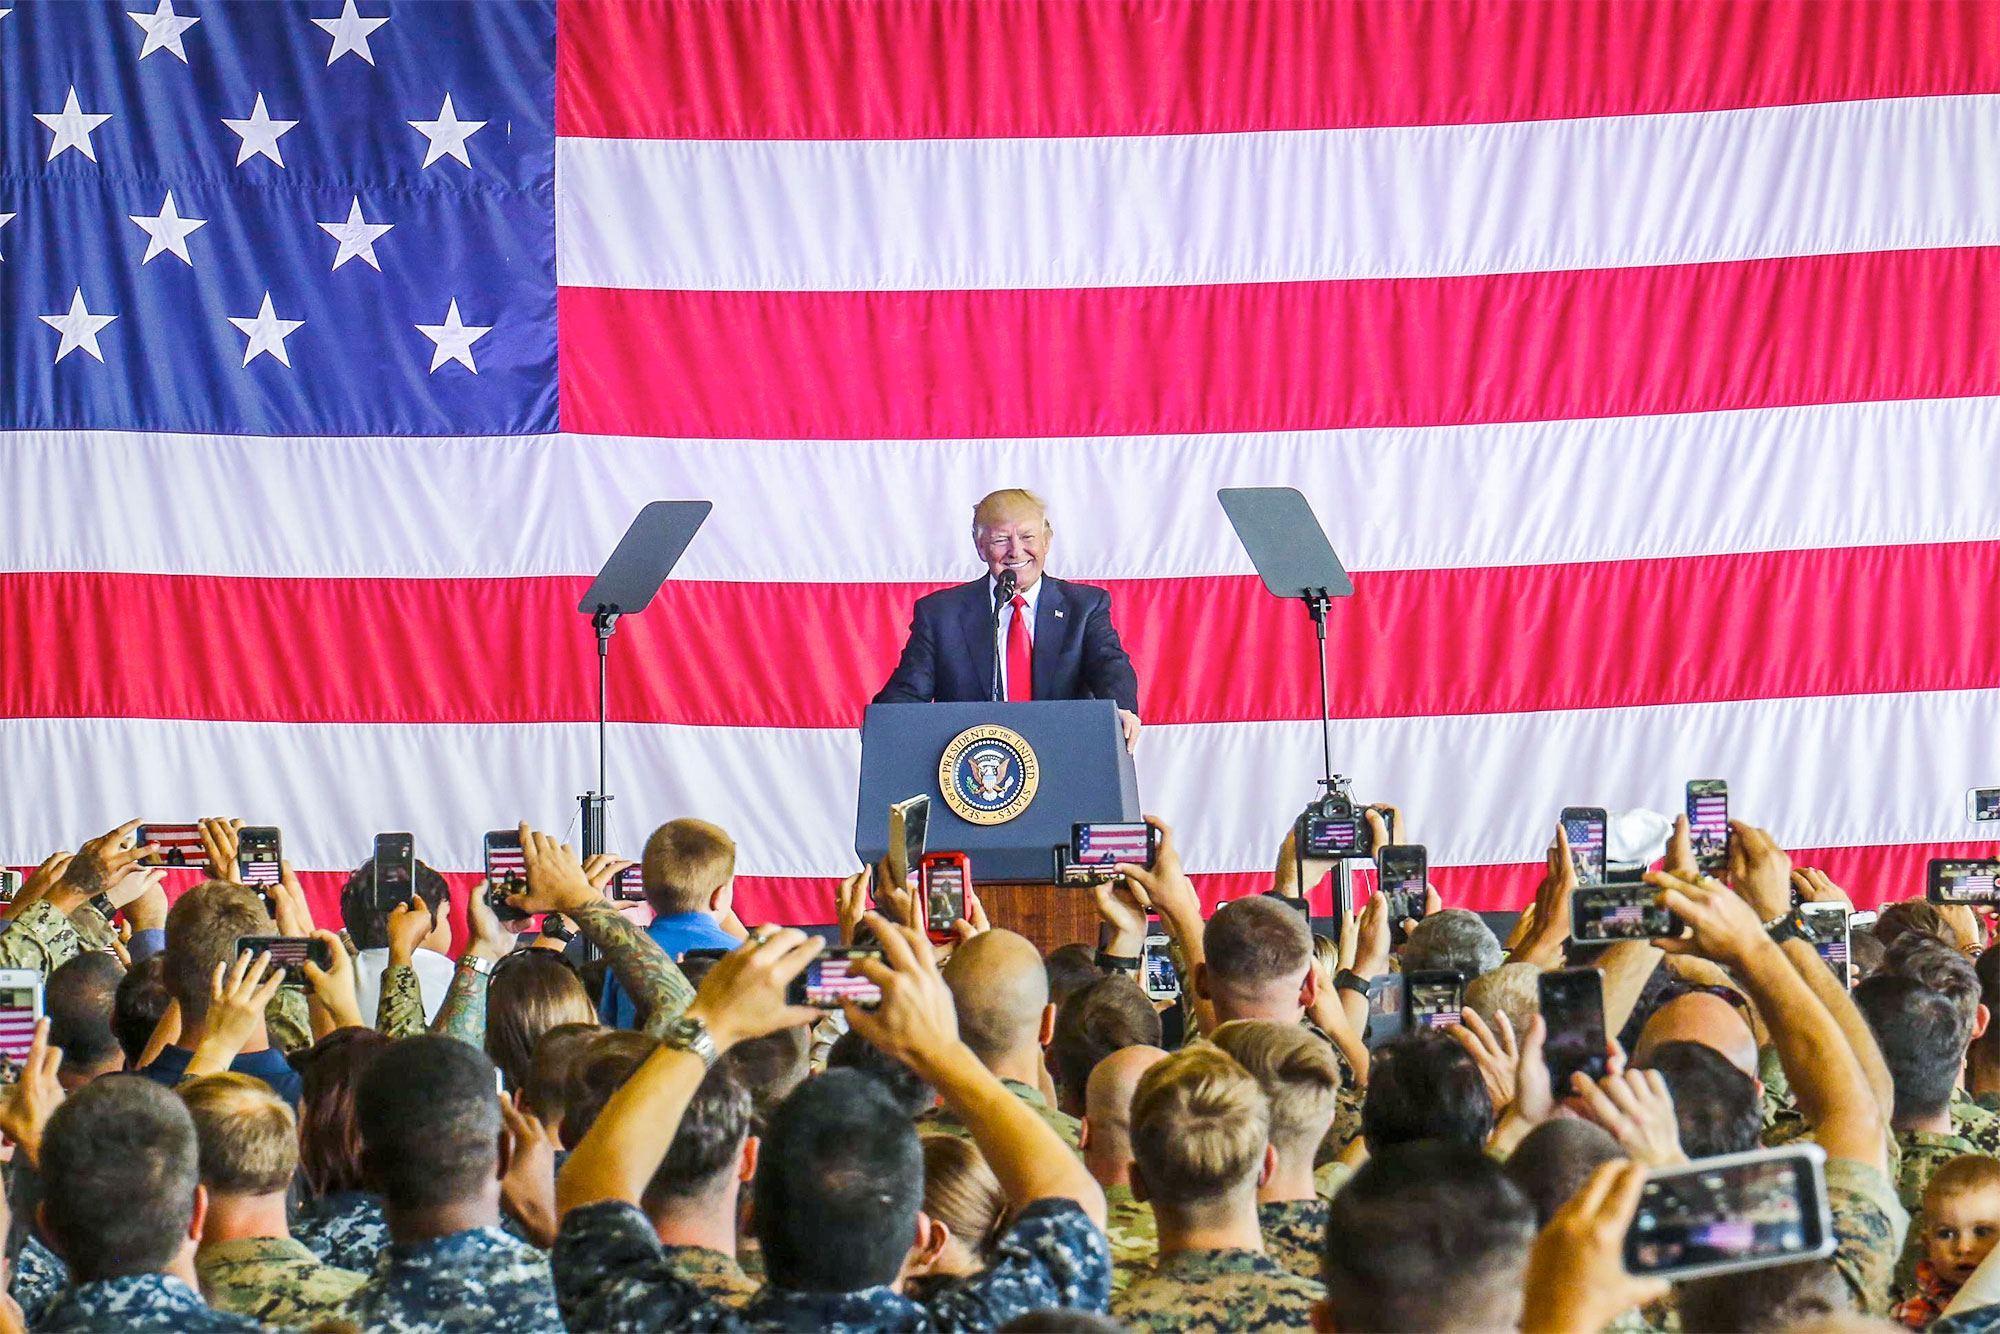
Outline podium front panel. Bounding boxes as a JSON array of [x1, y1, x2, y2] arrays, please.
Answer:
[[856, 701, 1140, 883]]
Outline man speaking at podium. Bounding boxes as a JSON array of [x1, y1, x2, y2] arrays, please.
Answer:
[[873, 489, 1143, 752]]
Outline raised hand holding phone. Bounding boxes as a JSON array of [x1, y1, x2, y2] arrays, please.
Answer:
[[1723, 821, 1792, 921], [841, 913, 961, 1073], [1521, 1160, 1670, 1334], [187, 951, 285, 1078], [0, 1019, 64, 1167], [300, 928, 364, 1031], [680, 927, 823, 1051], [384, 898, 434, 967]]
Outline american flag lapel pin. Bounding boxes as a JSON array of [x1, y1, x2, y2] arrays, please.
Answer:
[[1054, 609, 1065, 619]]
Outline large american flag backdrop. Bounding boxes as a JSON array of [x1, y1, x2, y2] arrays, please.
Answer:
[[5, 1, 2000, 932]]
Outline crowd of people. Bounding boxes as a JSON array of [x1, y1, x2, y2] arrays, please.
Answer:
[[0, 805, 1998, 1333]]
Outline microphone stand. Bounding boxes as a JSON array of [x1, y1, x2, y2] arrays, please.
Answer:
[[989, 570, 1016, 702]]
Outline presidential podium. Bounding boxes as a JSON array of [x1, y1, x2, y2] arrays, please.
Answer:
[[855, 701, 1141, 952]]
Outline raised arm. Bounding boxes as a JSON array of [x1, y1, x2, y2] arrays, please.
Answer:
[[430, 882, 516, 1046], [1115, 817, 1210, 1039], [1785, 867, 1895, 1125], [375, 898, 434, 1039]]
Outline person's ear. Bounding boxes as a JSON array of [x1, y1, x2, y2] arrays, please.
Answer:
[[1299, 965, 1319, 1011], [187, 1183, 209, 1244], [1194, 962, 1211, 1001], [1258, 1143, 1279, 1191], [1077, 1118, 1092, 1151], [710, 879, 733, 916], [1312, 1297, 1337, 1333], [1978, 1004, 1992, 1043], [738, 1134, 759, 1184], [494, 1126, 515, 1182], [910, 1212, 950, 1271], [1038, 1003, 1056, 1048]]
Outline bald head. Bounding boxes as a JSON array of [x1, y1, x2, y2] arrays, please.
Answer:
[[943, 930, 1051, 1066], [1636, 992, 1758, 1078], [1082, 1044, 1168, 1181]]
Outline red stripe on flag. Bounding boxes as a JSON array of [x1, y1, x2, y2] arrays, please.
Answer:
[[12, 541, 2000, 727], [559, 248, 2000, 441], [557, 0, 2000, 140]]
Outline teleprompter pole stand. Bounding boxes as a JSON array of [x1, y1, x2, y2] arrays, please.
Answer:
[[574, 501, 713, 864]]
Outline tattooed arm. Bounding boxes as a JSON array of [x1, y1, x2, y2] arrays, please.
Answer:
[[431, 883, 517, 1047]]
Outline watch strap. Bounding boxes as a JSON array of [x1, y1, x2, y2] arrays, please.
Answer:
[[457, 953, 495, 976], [1095, 948, 1141, 974], [1766, 909, 1814, 946], [662, 1016, 719, 1069], [1334, 969, 1371, 997]]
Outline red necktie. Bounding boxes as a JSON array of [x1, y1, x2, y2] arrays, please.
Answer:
[[1006, 593, 1033, 702]]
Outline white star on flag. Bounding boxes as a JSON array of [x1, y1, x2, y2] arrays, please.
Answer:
[[35, 87, 112, 163], [228, 292, 305, 367], [317, 197, 394, 271], [222, 94, 299, 168], [129, 190, 208, 266], [415, 299, 492, 373], [40, 288, 117, 364], [408, 94, 485, 169], [128, 0, 200, 61], [0, 212, 14, 262], [311, 0, 388, 65]]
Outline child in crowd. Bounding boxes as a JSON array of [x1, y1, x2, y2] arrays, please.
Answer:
[[1897, 1155, 2000, 1329]]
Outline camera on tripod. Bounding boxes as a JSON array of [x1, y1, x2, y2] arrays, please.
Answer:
[[1293, 778, 1395, 861]]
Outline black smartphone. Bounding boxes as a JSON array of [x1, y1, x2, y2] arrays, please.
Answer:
[[0, 971, 43, 1082], [1571, 885, 1680, 943], [1686, 780, 1729, 876], [1560, 807, 1609, 886], [1798, 903, 1851, 987], [1363, 973, 1407, 1049], [235, 934, 334, 984], [786, 948, 884, 1010], [483, 830, 532, 924], [1053, 846, 1113, 887], [1405, 969, 1465, 1031], [236, 826, 282, 889], [1377, 844, 1428, 941], [1143, 930, 1179, 1001], [137, 823, 209, 869], [921, 852, 969, 935], [611, 865, 645, 902], [0, 871, 17, 905], [1929, 858, 2000, 906], [371, 833, 415, 912], [1969, 788, 2000, 824], [1624, 1144, 1835, 1280], [1540, 967, 1608, 1091], [1070, 822, 1158, 871]]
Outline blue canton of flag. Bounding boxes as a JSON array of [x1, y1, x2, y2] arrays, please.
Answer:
[[0, 0, 555, 436]]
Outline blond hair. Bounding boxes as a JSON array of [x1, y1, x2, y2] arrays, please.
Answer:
[[178, 1073, 298, 1196], [1208, 1020, 1341, 1157], [922, 1133, 1009, 1258], [1465, 962, 1542, 1040], [642, 819, 736, 916], [1130, 1045, 1269, 1207], [971, 489, 1050, 542], [1925, 1154, 2000, 1215]]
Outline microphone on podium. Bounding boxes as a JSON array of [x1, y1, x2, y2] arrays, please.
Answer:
[[990, 567, 1018, 700]]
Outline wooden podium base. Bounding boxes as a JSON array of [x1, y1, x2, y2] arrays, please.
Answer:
[[976, 882, 1101, 956]]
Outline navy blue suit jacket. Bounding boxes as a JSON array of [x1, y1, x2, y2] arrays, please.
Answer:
[[872, 576, 1140, 714]]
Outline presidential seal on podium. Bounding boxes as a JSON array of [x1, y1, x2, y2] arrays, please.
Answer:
[[939, 724, 1040, 825]]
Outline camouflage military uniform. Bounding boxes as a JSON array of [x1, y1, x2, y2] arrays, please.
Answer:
[[1103, 1182, 1158, 1295], [1891, 1128, 1987, 1305], [1258, 1197, 1329, 1285], [266, 986, 313, 1055], [1313, 1160, 1352, 1200], [660, 1244, 758, 1305], [1826, 1153, 1913, 1316], [67, 902, 119, 953], [38, 1273, 260, 1331], [377, 961, 428, 1039], [1321, 1079, 1366, 1163], [339, 1225, 560, 1332], [197, 1234, 366, 1324], [1953, 1092, 2000, 1155], [0, 901, 83, 975], [294, 1190, 391, 1274], [919, 1078, 1081, 1150], [11, 1230, 68, 1326], [1113, 1247, 1321, 1333], [553, 1195, 1111, 1330]]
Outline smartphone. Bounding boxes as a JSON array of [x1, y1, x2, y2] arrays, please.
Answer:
[[1625, 1144, 1835, 1280], [1143, 931, 1179, 1001], [1560, 807, 1609, 886], [235, 934, 334, 984], [787, 948, 884, 1010], [1929, 858, 2000, 906], [920, 852, 969, 936], [371, 833, 415, 912], [1053, 846, 1115, 887], [236, 826, 282, 888], [1540, 967, 1609, 1091], [0, 970, 43, 1080], [483, 830, 532, 924], [1799, 903, 1851, 987], [1686, 780, 1730, 876], [1572, 885, 1681, 943], [1377, 844, 1428, 941], [887, 795, 930, 893], [1363, 972, 1406, 1048], [0, 871, 19, 904], [1406, 969, 1465, 1031], [1070, 821, 1159, 871], [1969, 788, 2000, 824], [610, 865, 645, 902], [137, 823, 209, 869]]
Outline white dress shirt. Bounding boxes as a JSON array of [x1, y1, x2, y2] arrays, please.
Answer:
[[989, 573, 1041, 698]]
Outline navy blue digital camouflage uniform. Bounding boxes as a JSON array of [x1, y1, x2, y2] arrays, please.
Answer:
[[11, 1231, 68, 1326], [338, 1225, 560, 1332], [553, 1196, 1111, 1331], [36, 1273, 261, 1332], [293, 1190, 390, 1274]]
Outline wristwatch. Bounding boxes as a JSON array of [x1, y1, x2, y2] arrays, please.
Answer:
[[457, 953, 495, 977], [1095, 948, 1141, 974], [661, 1015, 719, 1070], [1334, 968, 1372, 997], [1766, 908, 1814, 946]]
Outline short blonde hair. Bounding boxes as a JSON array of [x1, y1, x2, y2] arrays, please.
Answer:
[[642, 819, 736, 916], [178, 1073, 298, 1196], [971, 489, 1050, 542], [1465, 962, 1542, 1039], [1925, 1154, 2000, 1215], [1208, 1020, 1341, 1156], [1130, 1045, 1269, 1207]]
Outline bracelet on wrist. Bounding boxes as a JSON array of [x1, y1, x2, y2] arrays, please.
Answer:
[[1095, 948, 1141, 973], [1334, 968, 1372, 997]]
